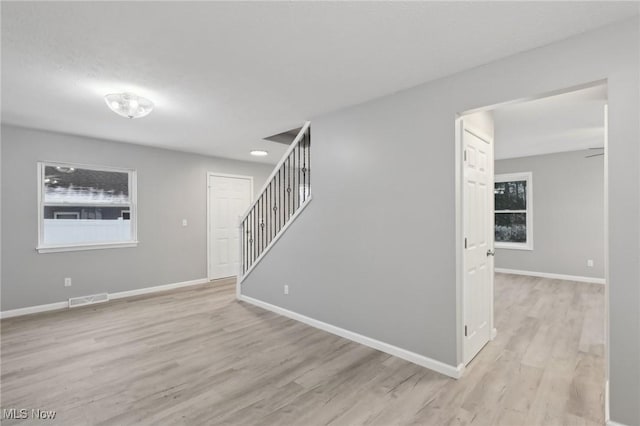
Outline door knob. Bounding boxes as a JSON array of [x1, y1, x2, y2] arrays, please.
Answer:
[[487, 250, 496, 257]]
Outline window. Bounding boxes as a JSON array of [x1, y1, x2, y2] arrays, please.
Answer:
[[494, 172, 533, 250], [37, 162, 137, 253]]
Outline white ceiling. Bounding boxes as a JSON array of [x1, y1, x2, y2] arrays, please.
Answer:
[[494, 85, 607, 160], [2, 2, 637, 164]]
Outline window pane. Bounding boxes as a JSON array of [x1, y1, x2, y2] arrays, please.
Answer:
[[44, 206, 131, 220], [495, 213, 527, 243], [43, 207, 132, 245], [495, 180, 526, 210], [44, 166, 129, 204]]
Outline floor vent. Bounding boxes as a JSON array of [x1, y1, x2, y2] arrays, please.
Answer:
[[68, 293, 109, 308]]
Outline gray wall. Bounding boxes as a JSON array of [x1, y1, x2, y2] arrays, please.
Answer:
[[495, 150, 604, 279], [242, 19, 639, 425], [1, 125, 273, 311]]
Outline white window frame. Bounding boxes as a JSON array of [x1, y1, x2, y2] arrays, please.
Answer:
[[37, 161, 138, 253], [494, 171, 533, 250]]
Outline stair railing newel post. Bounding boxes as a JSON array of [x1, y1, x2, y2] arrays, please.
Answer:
[[237, 122, 311, 280]]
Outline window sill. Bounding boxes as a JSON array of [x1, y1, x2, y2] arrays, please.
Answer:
[[495, 243, 533, 251], [37, 241, 138, 254]]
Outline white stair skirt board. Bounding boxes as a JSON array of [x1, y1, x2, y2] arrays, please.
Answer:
[[239, 195, 313, 284], [238, 294, 465, 379], [0, 278, 209, 319], [494, 268, 605, 285]]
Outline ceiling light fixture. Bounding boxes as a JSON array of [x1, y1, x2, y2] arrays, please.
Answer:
[[250, 150, 269, 157], [104, 92, 154, 119]]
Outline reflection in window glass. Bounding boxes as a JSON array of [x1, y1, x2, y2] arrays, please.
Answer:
[[494, 173, 532, 248], [494, 180, 526, 210], [495, 213, 527, 243], [44, 166, 129, 204], [39, 163, 136, 248]]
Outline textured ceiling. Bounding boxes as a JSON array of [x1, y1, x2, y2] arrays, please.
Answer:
[[494, 85, 607, 160], [2, 2, 637, 164]]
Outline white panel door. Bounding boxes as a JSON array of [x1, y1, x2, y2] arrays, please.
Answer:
[[462, 124, 494, 365], [208, 175, 252, 280]]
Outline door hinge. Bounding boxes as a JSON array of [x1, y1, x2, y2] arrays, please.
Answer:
[[464, 325, 468, 337], [463, 150, 467, 161], [464, 238, 467, 249]]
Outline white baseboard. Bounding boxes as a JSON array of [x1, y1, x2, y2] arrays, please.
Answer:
[[495, 268, 605, 285], [607, 421, 630, 426], [237, 294, 464, 379], [0, 301, 70, 319], [109, 278, 209, 300], [1, 278, 209, 319]]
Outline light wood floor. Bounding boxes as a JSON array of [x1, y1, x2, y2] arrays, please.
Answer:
[[1, 274, 604, 425]]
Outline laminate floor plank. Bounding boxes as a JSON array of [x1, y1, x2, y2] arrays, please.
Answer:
[[1, 274, 604, 425]]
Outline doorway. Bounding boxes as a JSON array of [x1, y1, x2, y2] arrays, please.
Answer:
[[207, 173, 253, 280], [456, 81, 609, 424]]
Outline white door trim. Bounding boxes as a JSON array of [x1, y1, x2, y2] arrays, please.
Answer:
[[206, 172, 254, 281], [455, 118, 496, 368], [603, 103, 610, 424]]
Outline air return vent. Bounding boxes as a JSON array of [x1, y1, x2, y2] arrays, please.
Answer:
[[68, 293, 109, 308]]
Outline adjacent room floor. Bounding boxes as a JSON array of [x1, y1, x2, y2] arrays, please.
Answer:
[[0, 273, 604, 425]]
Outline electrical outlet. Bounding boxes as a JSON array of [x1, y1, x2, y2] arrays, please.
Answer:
[[64, 277, 72, 287], [587, 259, 594, 267], [284, 285, 289, 295], [182, 219, 188, 227]]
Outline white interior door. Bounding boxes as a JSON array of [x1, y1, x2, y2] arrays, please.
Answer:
[[462, 123, 494, 365], [208, 174, 252, 280]]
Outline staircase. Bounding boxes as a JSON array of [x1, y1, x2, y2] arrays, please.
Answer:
[[239, 122, 311, 280]]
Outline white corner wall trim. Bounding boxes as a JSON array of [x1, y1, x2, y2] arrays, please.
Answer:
[[238, 294, 465, 379], [495, 268, 605, 284], [0, 278, 209, 319], [603, 380, 631, 426], [605, 379, 610, 423]]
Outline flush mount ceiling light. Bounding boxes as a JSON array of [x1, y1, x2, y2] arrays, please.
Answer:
[[104, 92, 154, 119], [250, 150, 269, 157]]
